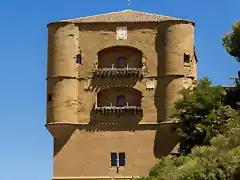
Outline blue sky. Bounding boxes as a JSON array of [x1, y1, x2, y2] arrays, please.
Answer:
[[0, 0, 239, 179]]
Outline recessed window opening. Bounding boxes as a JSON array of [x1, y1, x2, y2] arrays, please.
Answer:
[[110, 152, 117, 167], [119, 152, 125, 166], [110, 152, 126, 167], [117, 56, 127, 68], [184, 53, 190, 63], [76, 54, 82, 64], [47, 94, 52, 103], [117, 95, 126, 107]]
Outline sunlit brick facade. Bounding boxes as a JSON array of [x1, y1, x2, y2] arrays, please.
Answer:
[[46, 10, 197, 180]]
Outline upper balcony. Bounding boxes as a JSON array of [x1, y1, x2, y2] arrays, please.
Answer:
[[95, 46, 143, 78]]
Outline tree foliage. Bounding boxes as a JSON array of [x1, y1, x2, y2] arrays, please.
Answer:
[[222, 20, 240, 62], [172, 78, 228, 155], [140, 107, 240, 180]]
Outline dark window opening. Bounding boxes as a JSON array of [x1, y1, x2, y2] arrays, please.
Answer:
[[47, 94, 52, 102], [110, 152, 117, 167], [76, 54, 82, 64], [117, 56, 127, 68], [117, 95, 126, 107], [184, 53, 190, 63], [119, 152, 125, 166]]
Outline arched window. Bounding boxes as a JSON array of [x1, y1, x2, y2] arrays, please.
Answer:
[[184, 53, 190, 63], [117, 95, 126, 107], [117, 56, 127, 68]]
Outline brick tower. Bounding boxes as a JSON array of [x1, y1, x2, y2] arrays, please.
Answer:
[[46, 10, 197, 180]]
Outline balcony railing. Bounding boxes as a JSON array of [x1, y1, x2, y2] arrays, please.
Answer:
[[95, 106, 142, 115], [94, 68, 142, 77]]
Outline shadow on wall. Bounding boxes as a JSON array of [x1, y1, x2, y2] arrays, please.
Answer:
[[52, 124, 179, 158], [89, 77, 139, 93], [153, 124, 180, 158], [154, 21, 169, 124], [50, 124, 76, 156]]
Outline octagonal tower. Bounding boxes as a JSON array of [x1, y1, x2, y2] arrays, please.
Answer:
[[46, 10, 197, 180]]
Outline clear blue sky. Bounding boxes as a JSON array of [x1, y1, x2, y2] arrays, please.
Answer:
[[0, 0, 239, 179]]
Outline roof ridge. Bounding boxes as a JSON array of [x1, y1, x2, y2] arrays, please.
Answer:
[[55, 9, 194, 24], [62, 9, 131, 22], [132, 10, 180, 19]]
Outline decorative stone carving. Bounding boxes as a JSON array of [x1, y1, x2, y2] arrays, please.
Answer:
[[65, 23, 75, 29], [182, 81, 189, 89], [116, 27, 127, 40], [182, 79, 194, 89], [146, 79, 156, 90]]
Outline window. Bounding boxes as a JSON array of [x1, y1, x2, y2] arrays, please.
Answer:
[[117, 56, 127, 68], [119, 152, 125, 166], [110, 153, 117, 167], [184, 53, 190, 63], [47, 94, 52, 103], [117, 95, 126, 107], [76, 54, 82, 64], [110, 152, 126, 167]]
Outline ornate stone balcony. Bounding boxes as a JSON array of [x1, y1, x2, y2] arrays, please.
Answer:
[[95, 106, 142, 115], [94, 68, 142, 78]]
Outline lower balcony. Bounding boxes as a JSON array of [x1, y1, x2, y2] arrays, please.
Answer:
[[95, 87, 142, 116], [95, 68, 142, 77], [95, 106, 142, 115]]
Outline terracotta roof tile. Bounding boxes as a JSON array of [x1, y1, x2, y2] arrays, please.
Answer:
[[61, 10, 193, 23]]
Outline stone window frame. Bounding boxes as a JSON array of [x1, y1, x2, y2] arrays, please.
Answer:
[[184, 53, 191, 63], [76, 53, 82, 64], [117, 56, 127, 68], [117, 95, 127, 107], [110, 152, 126, 167]]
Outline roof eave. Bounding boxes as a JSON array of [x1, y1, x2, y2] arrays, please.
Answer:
[[47, 19, 195, 28]]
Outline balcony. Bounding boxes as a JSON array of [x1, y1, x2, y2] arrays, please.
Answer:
[[95, 67, 142, 77], [95, 87, 142, 116], [96, 46, 143, 78], [95, 106, 142, 115]]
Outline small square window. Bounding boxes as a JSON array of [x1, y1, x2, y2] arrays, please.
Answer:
[[119, 152, 125, 166], [110, 152, 117, 167], [117, 56, 127, 68], [184, 53, 190, 63], [76, 54, 82, 64], [47, 94, 52, 102], [117, 95, 126, 107]]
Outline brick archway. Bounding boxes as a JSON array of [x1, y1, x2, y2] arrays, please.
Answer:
[[97, 46, 143, 69], [97, 86, 142, 107]]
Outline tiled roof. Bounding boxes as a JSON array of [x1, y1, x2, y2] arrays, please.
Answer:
[[61, 10, 193, 23]]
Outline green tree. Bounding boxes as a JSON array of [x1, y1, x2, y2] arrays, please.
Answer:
[[172, 78, 228, 155], [140, 107, 240, 180], [222, 20, 240, 87], [222, 20, 240, 62]]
